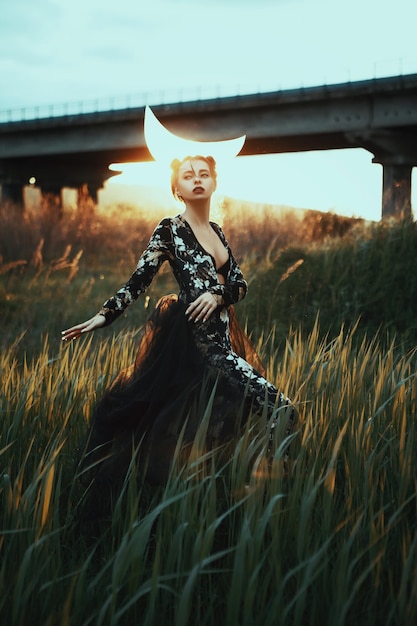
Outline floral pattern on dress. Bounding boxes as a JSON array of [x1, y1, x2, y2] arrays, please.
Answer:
[[99, 215, 287, 415]]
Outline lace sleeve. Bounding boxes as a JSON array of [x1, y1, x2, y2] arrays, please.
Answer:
[[98, 219, 173, 325]]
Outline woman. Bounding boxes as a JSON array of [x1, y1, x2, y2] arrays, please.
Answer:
[[62, 155, 295, 518]]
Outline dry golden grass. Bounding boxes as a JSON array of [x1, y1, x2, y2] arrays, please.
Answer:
[[1, 198, 417, 624], [0, 320, 416, 625]]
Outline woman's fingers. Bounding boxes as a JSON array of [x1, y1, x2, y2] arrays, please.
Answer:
[[61, 314, 105, 342], [61, 323, 88, 342], [185, 293, 217, 322]]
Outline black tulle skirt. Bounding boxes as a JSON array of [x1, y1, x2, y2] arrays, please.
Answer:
[[78, 295, 282, 520]]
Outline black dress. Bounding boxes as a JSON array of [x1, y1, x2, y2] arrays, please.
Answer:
[[80, 215, 294, 518]]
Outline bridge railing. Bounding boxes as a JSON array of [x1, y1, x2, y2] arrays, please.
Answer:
[[0, 83, 258, 123], [1, 57, 416, 124]]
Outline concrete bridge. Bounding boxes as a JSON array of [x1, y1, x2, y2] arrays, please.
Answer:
[[1, 73, 417, 219]]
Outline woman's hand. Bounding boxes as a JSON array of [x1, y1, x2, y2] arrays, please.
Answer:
[[185, 292, 218, 323], [61, 314, 106, 342]]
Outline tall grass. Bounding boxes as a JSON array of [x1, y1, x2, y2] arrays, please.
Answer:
[[1, 320, 416, 625], [1, 199, 417, 624], [243, 217, 417, 349], [2, 199, 417, 358]]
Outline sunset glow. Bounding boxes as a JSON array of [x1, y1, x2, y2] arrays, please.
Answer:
[[108, 148, 417, 222]]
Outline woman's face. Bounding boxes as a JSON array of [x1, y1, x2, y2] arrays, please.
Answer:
[[175, 158, 216, 202]]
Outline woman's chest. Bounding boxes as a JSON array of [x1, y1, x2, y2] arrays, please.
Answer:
[[175, 223, 228, 270], [191, 228, 229, 270], [170, 230, 217, 279]]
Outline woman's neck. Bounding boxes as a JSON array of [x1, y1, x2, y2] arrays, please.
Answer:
[[182, 200, 211, 227]]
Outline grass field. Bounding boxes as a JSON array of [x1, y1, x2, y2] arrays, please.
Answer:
[[1, 199, 416, 625]]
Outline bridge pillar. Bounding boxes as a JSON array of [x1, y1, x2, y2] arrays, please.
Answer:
[[380, 163, 413, 220], [77, 183, 99, 207], [39, 186, 63, 215], [368, 130, 416, 220], [41, 184, 62, 196], [0, 182, 24, 205], [86, 183, 100, 204]]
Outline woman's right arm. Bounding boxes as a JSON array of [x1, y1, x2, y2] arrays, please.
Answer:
[[61, 219, 172, 340], [61, 314, 106, 342]]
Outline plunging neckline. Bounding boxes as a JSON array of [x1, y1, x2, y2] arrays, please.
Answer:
[[178, 215, 229, 272]]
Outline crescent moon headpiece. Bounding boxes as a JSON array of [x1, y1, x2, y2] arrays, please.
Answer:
[[144, 105, 246, 164]]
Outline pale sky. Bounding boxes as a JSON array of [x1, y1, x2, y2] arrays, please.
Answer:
[[1, 0, 417, 220]]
